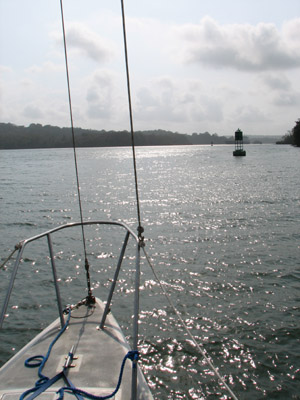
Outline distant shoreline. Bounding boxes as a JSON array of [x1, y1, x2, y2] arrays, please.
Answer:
[[0, 122, 280, 150]]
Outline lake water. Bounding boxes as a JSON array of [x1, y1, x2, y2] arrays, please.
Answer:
[[0, 144, 299, 399]]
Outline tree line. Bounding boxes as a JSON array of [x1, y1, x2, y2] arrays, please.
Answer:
[[276, 119, 300, 146], [0, 123, 238, 149]]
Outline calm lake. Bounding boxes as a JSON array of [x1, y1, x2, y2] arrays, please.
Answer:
[[0, 144, 299, 399]]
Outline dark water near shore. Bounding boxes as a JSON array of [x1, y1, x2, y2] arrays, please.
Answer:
[[0, 144, 299, 399]]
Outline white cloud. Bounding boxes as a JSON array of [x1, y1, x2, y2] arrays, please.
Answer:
[[136, 77, 188, 124], [272, 92, 300, 106], [190, 95, 223, 123], [260, 73, 291, 91], [282, 18, 300, 44], [134, 76, 224, 130], [1, 4, 300, 136], [52, 22, 115, 63], [232, 105, 269, 123], [258, 72, 300, 107], [85, 70, 121, 121], [23, 104, 44, 119], [0, 65, 12, 74], [26, 62, 64, 75], [176, 17, 300, 71]]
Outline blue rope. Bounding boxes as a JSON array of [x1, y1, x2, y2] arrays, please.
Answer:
[[20, 308, 139, 400], [20, 310, 71, 400], [56, 350, 139, 400]]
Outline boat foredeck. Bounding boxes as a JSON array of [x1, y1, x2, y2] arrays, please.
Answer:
[[0, 298, 153, 400]]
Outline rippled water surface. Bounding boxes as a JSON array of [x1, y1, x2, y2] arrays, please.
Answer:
[[0, 145, 299, 399]]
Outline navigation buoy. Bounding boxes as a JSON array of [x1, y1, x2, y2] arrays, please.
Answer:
[[233, 128, 246, 156]]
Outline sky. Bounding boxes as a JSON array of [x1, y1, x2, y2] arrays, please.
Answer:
[[0, 0, 300, 137]]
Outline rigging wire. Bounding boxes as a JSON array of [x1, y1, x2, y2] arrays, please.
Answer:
[[119, 3, 236, 397], [120, 0, 144, 240], [0, 245, 19, 270], [59, 0, 94, 302], [58, 1, 237, 398], [143, 247, 239, 400]]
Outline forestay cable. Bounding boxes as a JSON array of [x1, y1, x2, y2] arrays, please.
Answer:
[[120, 0, 144, 241], [59, 0, 94, 302], [143, 247, 239, 400]]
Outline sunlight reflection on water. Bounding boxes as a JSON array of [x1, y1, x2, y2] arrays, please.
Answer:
[[1, 145, 300, 399]]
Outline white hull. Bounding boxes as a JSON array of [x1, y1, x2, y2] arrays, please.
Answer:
[[0, 297, 153, 400]]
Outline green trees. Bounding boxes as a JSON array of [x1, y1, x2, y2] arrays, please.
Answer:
[[0, 124, 191, 149], [0, 123, 235, 149], [292, 119, 300, 147], [276, 119, 300, 146], [276, 130, 293, 145]]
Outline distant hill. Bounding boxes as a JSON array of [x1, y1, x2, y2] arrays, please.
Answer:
[[0, 123, 278, 149]]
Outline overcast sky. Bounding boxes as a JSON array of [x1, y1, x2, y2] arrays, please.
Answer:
[[1, 0, 299, 136]]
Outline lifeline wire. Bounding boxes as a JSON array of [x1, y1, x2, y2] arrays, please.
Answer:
[[0, 248, 17, 270], [120, 0, 143, 237], [142, 247, 239, 400], [0, 242, 22, 270], [59, 0, 93, 300]]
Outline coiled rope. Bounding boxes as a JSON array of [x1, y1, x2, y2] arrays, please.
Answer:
[[20, 310, 71, 400], [142, 247, 239, 400], [56, 350, 139, 400], [20, 303, 137, 400]]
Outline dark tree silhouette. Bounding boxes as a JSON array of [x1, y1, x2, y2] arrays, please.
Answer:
[[292, 119, 300, 147], [276, 130, 293, 145]]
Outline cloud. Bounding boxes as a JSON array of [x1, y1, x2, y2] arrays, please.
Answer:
[[232, 105, 269, 123], [176, 17, 300, 72], [260, 73, 291, 91], [134, 76, 223, 127], [272, 92, 300, 106], [0, 65, 12, 74], [282, 18, 300, 44], [26, 62, 64, 75], [258, 72, 299, 106], [54, 22, 114, 63], [190, 95, 223, 123], [135, 77, 188, 124], [23, 104, 44, 119], [85, 70, 116, 119]]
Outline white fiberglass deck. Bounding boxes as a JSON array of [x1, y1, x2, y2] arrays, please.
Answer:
[[0, 298, 153, 400]]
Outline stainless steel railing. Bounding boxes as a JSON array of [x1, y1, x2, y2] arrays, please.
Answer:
[[0, 220, 139, 330], [0, 220, 143, 400]]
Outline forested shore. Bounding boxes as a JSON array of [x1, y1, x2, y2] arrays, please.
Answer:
[[0, 122, 276, 149], [276, 119, 300, 146]]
